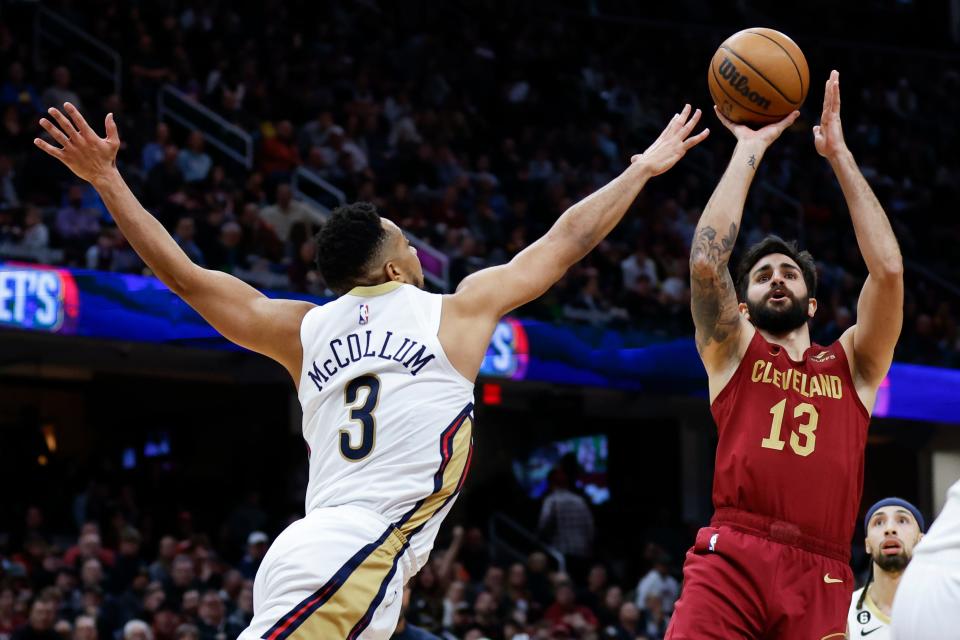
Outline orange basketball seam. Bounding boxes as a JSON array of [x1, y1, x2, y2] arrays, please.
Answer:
[[721, 44, 801, 106], [745, 29, 806, 97], [709, 63, 785, 120]]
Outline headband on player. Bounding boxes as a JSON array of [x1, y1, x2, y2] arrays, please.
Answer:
[[864, 497, 925, 533]]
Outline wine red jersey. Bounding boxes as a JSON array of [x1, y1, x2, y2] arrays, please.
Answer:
[[710, 330, 870, 550]]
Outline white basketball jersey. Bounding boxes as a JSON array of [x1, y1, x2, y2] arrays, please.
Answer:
[[296, 281, 475, 572], [914, 479, 960, 558], [848, 588, 891, 640]]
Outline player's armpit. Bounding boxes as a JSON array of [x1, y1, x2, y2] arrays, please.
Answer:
[[176, 266, 314, 383], [689, 222, 751, 374]]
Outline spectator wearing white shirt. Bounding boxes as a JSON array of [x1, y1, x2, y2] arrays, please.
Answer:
[[258, 183, 323, 243], [621, 240, 659, 291], [634, 553, 679, 616]]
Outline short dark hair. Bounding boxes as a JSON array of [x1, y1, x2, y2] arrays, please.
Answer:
[[735, 235, 817, 301], [314, 202, 387, 294]]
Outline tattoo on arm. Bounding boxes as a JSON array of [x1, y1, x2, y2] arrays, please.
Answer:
[[690, 222, 742, 355], [747, 154, 756, 170]]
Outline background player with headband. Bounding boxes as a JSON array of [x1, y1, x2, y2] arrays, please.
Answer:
[[847, 498, 924, 639]]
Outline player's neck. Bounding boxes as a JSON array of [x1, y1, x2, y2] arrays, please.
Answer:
[[757, 325, 811, 361], [869, 565, 903, 616]]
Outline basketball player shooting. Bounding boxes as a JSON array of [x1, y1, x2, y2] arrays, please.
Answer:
[[665, 70, 903, 640], [35, 103, 708, 639]]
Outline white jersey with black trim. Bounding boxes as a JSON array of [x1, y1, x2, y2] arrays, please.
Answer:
[[848, 587, 891, 640], [296, 281, 475, 571]]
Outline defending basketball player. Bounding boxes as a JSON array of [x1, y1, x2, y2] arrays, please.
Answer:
[[666, 70, 903, 640], [35, 103, 708, 639], [846, 498, 925, 639], [891, 479, 960, 640]]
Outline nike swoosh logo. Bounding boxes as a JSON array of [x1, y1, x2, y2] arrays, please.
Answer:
[[823, 573, 843, 584], [861, 627, 882, 636]]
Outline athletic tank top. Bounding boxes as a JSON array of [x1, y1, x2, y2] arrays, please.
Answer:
[[297, 281, 475, 570], [847, 587, 891, 640], [710, 330, 870, 549]]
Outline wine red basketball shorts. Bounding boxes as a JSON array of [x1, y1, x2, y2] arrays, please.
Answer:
[[666, 510, 852, 640]]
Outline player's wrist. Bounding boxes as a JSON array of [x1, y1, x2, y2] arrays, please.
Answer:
[[90, 166, 122, 191], [826, 146, 854, 169]]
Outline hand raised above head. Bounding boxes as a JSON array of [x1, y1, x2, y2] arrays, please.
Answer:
[[631, 104, 710, 177], [714, 105, 800, 151], [34, 102, 121, 185], [813, 70, 848, 160]]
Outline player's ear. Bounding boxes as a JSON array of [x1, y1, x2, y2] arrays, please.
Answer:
[[384, 259, 403, 283], [738, 301, 750, 319], [807, 297, 817, 318]]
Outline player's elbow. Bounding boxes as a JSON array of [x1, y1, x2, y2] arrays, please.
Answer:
[[689, 255, 718, 282], [164, 264, 204, 298], [873, 256, 903, 283]]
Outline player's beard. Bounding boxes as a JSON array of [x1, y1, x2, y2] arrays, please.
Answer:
[[747, 291, 809, 334], [872, 547, 911, 573]]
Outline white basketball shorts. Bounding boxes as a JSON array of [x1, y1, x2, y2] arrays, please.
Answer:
[[239, 504, 416, 640]]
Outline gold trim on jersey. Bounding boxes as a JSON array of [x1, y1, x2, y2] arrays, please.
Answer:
[[272, 407, 475, 640], [347, 281, 405, 297], [288, 527, 406, 639], [864, 591, 892, 625], [399, 416, 473, 538]]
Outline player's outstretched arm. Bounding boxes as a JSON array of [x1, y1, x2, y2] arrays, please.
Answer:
[[441, 105, 709, 379], [690, 108, 799, 387], [816, 71, 903, 388], [35, 104, 312, 382]]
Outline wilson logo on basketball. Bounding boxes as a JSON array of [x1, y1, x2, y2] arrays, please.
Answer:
[[718, 58, 772, 110]]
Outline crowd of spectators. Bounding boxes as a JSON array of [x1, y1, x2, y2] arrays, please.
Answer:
[[0, 496, 684, 640], [1, 2, 958, 364]]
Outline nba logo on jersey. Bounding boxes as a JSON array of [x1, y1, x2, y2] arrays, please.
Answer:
[[359, 304, 370, 325], [811, 350, 836, 363]]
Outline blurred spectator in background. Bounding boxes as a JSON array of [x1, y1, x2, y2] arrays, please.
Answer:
[[177, 132, 211, 184], [18, 205, 48, 250], [259, 121, 300, 180], [40, 66, 81, 111], [543, 580, 598, 637], [1, 62, 41, 117], [0, 155, 19, 209], [257, 184, 319, 243], [634, 551, 679, 617], [11, 595, 58, 640], [121, 619, 152, 640], [141, 123, 170, 175], [538, 468, 595, 581], [172, 217, 204, 267], [237, 533, 268, 581]]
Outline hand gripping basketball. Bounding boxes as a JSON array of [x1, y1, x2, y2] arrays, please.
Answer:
[[714, 105, 799, 150]]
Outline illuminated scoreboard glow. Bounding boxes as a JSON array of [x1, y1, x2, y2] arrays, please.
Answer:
[[0, 264, 79, 333]]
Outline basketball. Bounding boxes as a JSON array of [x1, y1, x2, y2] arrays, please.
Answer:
[[708, 28, 810, 125]]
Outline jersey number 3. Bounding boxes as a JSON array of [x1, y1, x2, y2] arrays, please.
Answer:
[[339, 375, 381, 461], [760, 399, 818, 457]]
